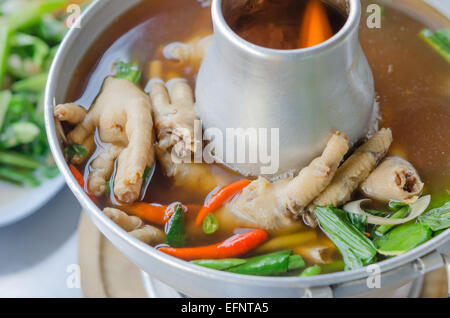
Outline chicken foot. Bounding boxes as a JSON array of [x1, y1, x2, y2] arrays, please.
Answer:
[[55, 77, 155, 203]]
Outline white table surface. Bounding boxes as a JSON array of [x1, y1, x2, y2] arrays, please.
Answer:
[[0, 0, 448, 299], [0, 187, 83, 298]]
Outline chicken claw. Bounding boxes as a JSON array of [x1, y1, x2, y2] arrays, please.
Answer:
[[163, 35, 213, 66], [224, 132, 349, 231], [360, 156, 423, 203], [55, 77, 155, 203], [308, 128, 393, 211], [148, 77, 226, 192]]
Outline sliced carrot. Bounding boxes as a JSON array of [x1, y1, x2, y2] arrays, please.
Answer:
[[122, 202, 171, 225], [69, 164, 98, 204], [298, 0, 333, 48], [195, 179, 251, 226], [159, 229, 268, 261], [122, 203, 202, 225]]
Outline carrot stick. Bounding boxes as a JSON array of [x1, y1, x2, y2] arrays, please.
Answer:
[[195, 179, 251, 226], [69, 164, 98, 204], [298, 0, 333, 48], [122, 203, 202, 225], [159, 229, 269, 260], [122, 202, 170, 225]]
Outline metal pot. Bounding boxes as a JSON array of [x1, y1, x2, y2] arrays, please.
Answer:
[[196, 0, 375, 178], [45, 0, 450, 297]]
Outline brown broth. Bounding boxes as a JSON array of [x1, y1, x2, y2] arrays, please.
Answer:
[[66, 0, 450, 271], [223, 0, 347, 50]]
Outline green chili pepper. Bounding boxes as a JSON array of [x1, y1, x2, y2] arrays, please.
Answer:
[[320, 260, 346, 273], [202, 213, 219, 234], [287, 255, 306, 271], [374, 223, 432, 256], [191, 258, 247, 271], [165, 204, 186, 248], [227, 250, 294, 276], [193, 251, 305, 275], [300, 265, 321, 277]]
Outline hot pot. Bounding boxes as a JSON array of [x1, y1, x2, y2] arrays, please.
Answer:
[[45, 0, 450, 297]]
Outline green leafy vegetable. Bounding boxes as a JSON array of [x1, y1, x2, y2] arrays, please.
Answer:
[[374, 223, 432, 256], [0, 166, 40, 186], [64, 144, 87, 161], [419, 28, 450, 63], [388, 200, 409, 211], [0, 23, 11, 88], [6, 0, 66, 31], [105, 179, 113, 198], [12, 72, 47, 92], [0, 0, 70, 187], [347, 212, 367, 234], [418, 202, 450, 231], [0, 121, 40, 148], [114, 61, 141, 84], [0, 90, 11, 130], [375, 206, 411, 235], [314, 206, 377, 270], [165, 204, 186, 248], [0, 150, 41, 169], [202, 213, 219, 234], [38, 14, 67, 44], [300, 265, 321, 277]]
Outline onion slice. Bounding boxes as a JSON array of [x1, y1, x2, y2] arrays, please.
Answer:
[[343, 195, 431, 225]]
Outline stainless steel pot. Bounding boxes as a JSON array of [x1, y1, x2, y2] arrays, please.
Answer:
[[45, 0, 450, 297]]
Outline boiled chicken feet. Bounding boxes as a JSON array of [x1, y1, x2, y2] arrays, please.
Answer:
[[54, 77, 155, 203]]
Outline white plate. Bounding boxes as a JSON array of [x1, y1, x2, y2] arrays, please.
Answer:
[[0, 175, 65, 227]]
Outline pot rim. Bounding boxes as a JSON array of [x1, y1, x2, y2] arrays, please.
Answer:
[[44, 0, 450, 290]]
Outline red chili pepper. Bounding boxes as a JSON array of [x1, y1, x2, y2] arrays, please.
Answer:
[[195, 179, 251, 226], [70, 164, 98, 204], [158, 229, 268, 261]]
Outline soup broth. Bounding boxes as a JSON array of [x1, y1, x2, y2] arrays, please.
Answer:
[[64, 0, 449, 274]]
